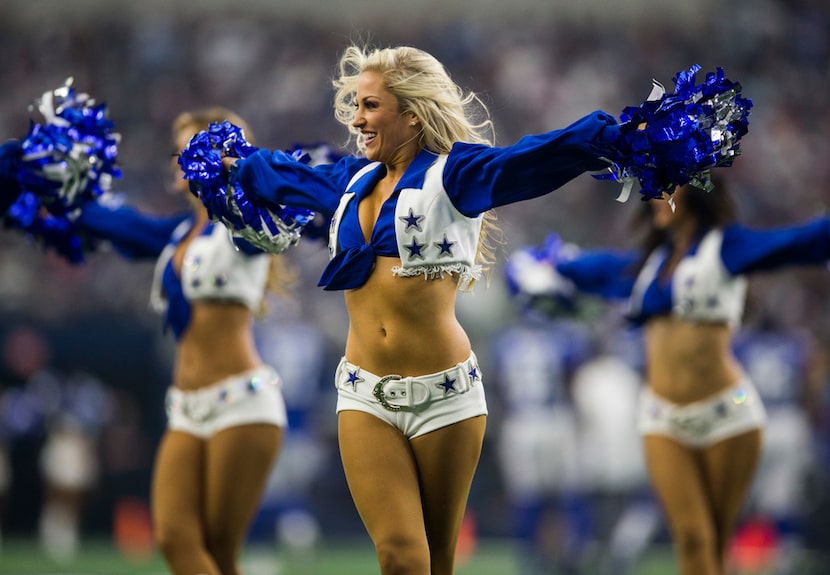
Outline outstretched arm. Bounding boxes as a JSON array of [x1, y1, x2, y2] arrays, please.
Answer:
[[722, 218, 830, 274], [442, 110, 621, 216], [235, 150, 364, 218], [556, 249, 640, 300], [74, 200, 189, 260]]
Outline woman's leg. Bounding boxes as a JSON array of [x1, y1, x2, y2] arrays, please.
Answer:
[[411, 415, 486, 575], [643, 435, 720, 575], [338, 410, 431, 575], [151, 430, 219, 575], [699, 429, 763, 571], [203, 423, 283, 575]]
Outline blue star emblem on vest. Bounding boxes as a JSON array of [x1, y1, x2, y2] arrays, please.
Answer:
[[437, 374, 457, 394], [399, 208, 424, 232], [346, 369, 364, 390], [404, 237, 425, 260], [434, 234, 455, 258]]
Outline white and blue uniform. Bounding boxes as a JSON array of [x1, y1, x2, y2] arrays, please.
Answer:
[[235, 111, 620, 291], [234, 110, 619, 433], [556, 220, 830, 447], [75, 201, 269, 339], [74, 200, 287, 436], [556, 221, 830, 327]]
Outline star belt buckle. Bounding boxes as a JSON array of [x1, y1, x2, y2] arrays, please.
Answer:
[[373, 374, 405, 412], [672, 413, 713, 438]]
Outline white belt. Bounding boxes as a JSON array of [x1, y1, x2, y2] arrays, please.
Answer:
[[337, 353, 481, 412], [166, 367, 280, 423]]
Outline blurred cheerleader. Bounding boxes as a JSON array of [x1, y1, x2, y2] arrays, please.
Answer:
[[72, 108, 290, 575], [513, 174, 830, 575]]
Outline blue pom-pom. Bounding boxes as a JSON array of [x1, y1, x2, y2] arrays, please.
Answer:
[[4, 191, 95, 263], [594, 65, 752, 201], [180, 124, 344, 254], [3, 78, 118, 263], [17, 77, 121, 216]]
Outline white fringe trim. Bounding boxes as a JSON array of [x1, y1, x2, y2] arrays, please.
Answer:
[[391, 263, 483, 291]]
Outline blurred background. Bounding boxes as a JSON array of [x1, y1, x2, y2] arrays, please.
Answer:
[[1, 0, 829, 573]]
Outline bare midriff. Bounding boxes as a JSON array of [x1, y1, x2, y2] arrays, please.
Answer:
[[343, 256, 471, 377], [173, 302, 262, 391], [644, 316, 744, 405]]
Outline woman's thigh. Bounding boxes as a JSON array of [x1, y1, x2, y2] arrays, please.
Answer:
[[643, 435, 713, 532], [411, 415, 486, 549], [700, 430, 763, 547], [338, 411, 428, 547], [151, 430, 206, 537], [203, 423, 283, 545]]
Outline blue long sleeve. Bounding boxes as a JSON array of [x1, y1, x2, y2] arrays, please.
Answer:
[[556, 249, 640, 300], [722, 218, 830, 274], [442, 111, 620, 216], [237, 111, 619, 220], [74, 200, 189, 260], [235, 150, 366, 218]]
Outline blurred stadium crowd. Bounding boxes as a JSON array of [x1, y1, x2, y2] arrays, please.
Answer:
[[0, 0, 829, 572]]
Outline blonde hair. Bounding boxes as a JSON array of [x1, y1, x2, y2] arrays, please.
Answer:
[[172, 107, 297, 308], [332, 45, 503, 285]]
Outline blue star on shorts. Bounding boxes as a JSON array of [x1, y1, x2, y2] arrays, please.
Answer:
[[346, 369, 364, 389], [437, 374, 457, 394]]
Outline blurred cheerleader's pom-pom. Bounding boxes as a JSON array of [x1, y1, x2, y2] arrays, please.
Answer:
[[504, 233, 581, 319], [4, 78, 121, 263], [17, 77, 121, 215]]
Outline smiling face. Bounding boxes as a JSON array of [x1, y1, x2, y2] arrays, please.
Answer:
[[351, 71, 421, 166]]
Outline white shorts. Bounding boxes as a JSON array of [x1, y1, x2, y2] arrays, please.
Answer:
[[335, 352, 488, 439], [166, 365, 288, 439], [638, 379, 767, 448]]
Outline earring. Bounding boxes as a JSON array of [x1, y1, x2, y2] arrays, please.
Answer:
[[410, 122, 416, 126]]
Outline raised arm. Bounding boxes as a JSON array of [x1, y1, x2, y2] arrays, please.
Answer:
[[74, 200, 189, 260], [722, 218, 830, 275], [235, 150, 365, 218], [556, 248, 641, 300], [442, 111, 620, 216]]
